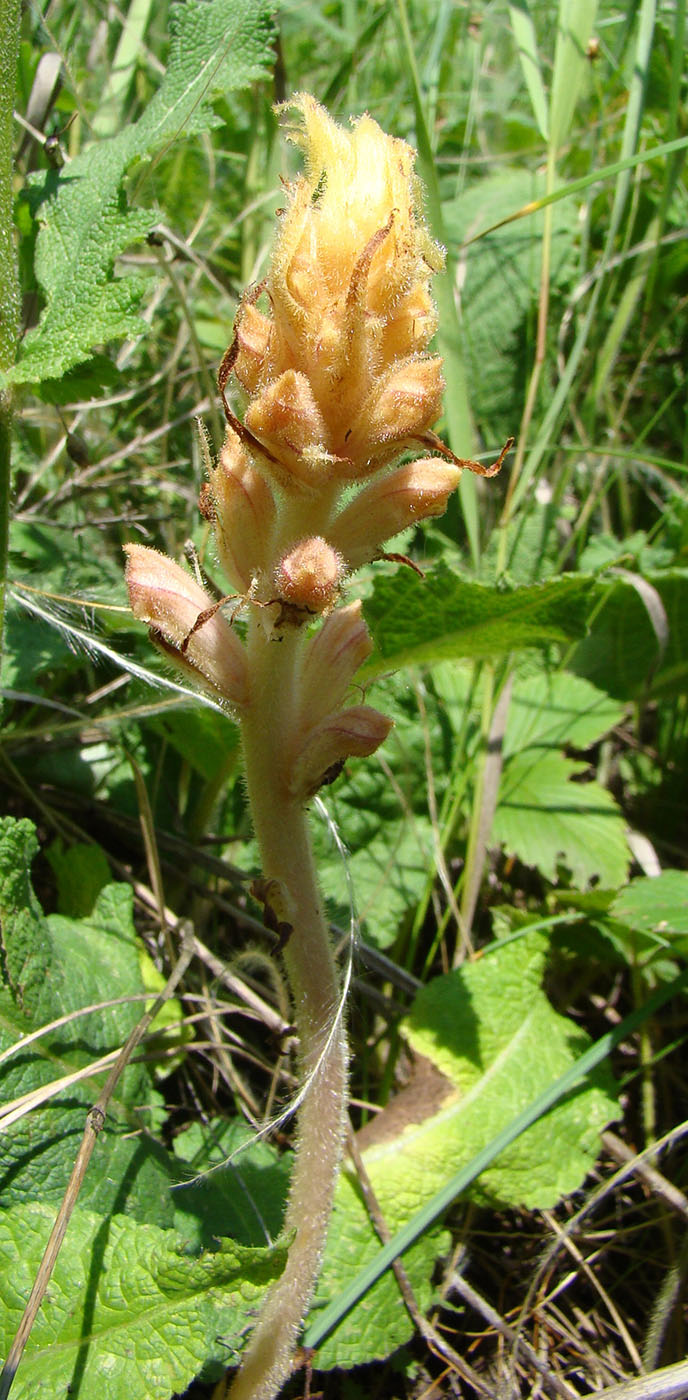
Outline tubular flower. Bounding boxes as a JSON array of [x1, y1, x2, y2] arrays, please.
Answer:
[[124, 543, 248, 709]]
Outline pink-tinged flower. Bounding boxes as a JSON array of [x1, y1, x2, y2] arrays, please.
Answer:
[[124, 543, 248, 709], [291, 704, 393, 799], [298, 601, 372, 729], [273, 536, 345, 614]]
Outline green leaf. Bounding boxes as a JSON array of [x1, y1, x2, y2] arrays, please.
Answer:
[[173, 1118, 290, 1251], [313, 933, 617, 1368], [0, 599, 76, 693], [12, 168, 154, 384], [172, 1119, 444, 1373], [403, 934, 617, 1204], [0, 818, 48, 1019], [133, 0, 273, 151], [363, 566, 597, 676], [443, 169, 577, 442], [0, 819, 177, 1221], [10, 0, 274, 384], [549, 0, 598, 152], [0, 1202, 286, 1400], [312, 1179, 446, 1370], [610, 872, 688, 943], [149, 705, 240, 783], [504, 671, 625, 756], [570, 570, 688, 700], [508, 1, 549, 141], [493, 750, 630, 887], [45, 839, 112, 918]]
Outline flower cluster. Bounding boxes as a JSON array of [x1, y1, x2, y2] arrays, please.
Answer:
[[125, 96, 502, 799]]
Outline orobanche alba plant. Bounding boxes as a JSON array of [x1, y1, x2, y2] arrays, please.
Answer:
[[125, 95, 505, 1400]]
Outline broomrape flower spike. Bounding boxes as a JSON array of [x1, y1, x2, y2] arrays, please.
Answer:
[[124, 95, 508, 1400]]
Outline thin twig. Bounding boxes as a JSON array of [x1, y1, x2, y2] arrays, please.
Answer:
[[603, 1130, 688, 1220], [444, 1272, 579, 1400], [0, 924, 195, 1400], [585, 1358, 688, 1400], [540, 1208, 643, 1372]]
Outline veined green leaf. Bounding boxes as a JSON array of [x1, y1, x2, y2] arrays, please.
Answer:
[[0, 1203, 286, 1400], [503, 671, 625, 756], [493, 750, 630, 887], [312, 932, 617, 1367], [10, 0, 274, 385], [363, 566, 598, 675], [571, 569, 688, 699], [610, 872, 688, 945]]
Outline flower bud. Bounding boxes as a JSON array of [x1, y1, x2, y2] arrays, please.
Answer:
[[291, 705, 393, 798], [209, 428, 277, 592], [342, 356, 444, 476], [124, 543, 248, 708], [329, 459, 462, 568], [245, 369, 335, 491], [273, 537, 344, 614], [233, 301, 273, 396], [381, 285, 438, 362], [299, 601, 372, 729]]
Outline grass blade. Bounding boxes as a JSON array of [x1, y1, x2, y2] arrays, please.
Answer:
[[508, 0, 549, 141], [549, 0, 598, 152], [395, 0, 480, 568]]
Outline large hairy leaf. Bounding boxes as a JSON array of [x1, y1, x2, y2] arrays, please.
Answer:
[[443, 168, 577, 441], [9, 0, 274, 385], [312, 933, 618, 1368], [0, 1202, 286, 1400], [363, 566, 598, 675]]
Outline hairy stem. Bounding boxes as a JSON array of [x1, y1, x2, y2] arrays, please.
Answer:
[[225, 615, 348, 1400]]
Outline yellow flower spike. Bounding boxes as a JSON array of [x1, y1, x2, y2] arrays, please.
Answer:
[[234, 94, 446, 481]]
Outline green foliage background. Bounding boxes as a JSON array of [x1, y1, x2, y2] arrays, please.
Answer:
[[1, 0, 687, 1397]]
